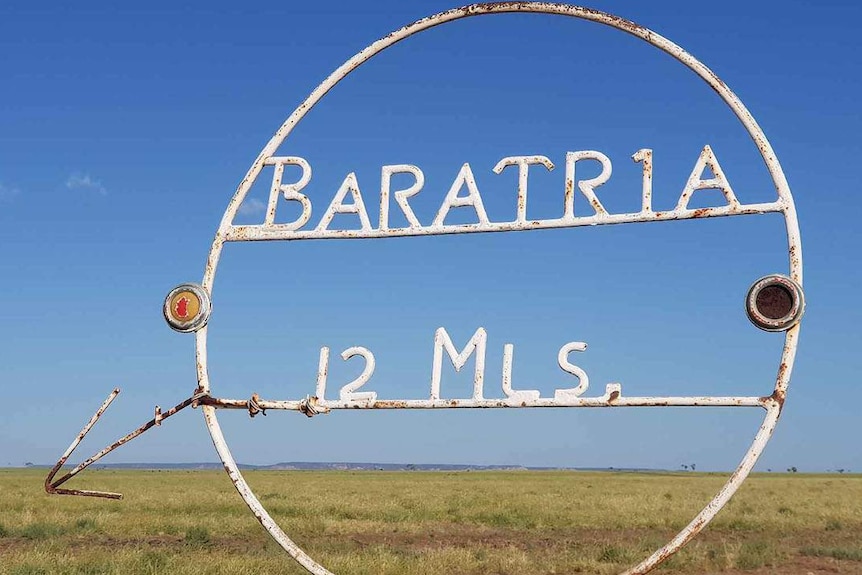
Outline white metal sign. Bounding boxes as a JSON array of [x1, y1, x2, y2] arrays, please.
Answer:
[[46, 4, 804, 574]]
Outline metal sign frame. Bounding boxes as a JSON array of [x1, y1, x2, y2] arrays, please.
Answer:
[[46, 4, 803, 574]]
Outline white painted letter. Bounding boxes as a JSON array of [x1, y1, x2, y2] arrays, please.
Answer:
[[432, 163, 489, 227], [502, 343, 541, 402], [315, 346, 330, 399], [632, 148, 653, 214], [554, 342, 590, 400], [564, 151, 612, 219], [431, 327, 487, 400], [316, 172, 372, 232], [493, 155, 555, 223], [676, 145, 739, 210], [265, 156, 312, 229], [380, 164, 424, 229]]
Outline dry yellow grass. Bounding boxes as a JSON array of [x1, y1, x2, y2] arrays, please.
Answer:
[[1, 468, 861, 574]]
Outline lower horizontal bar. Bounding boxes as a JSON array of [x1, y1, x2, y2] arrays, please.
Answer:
[[201, 395, 768, 411]]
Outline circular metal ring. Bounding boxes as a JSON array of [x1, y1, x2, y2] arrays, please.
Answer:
[[192, 4, 804, 575], [163, 283, 212, 333], [746, 274, 805, 332]]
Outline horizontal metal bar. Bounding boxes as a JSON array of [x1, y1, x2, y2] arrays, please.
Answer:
[[225, 201, 784, 242], [201, 395, 768, 411]]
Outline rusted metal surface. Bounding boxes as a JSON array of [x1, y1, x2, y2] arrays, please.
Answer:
[[746, 274, 805, 332], [225, 199, 784, 241], [45, 388, 122, 499], [200, 393, 769, 412], [189, 4, 803, 575], [46, 4, 804, 575], [45, 390, 204, 499]]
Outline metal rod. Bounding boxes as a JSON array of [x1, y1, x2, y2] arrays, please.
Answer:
[[201, 394, 768, 412], [45, 390, 202, 499], [44, 388, 121, 498], [225, 201, 784, 242]]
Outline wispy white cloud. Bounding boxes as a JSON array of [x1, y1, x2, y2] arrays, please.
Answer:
[[238, 197, 266, 216], [0, 182, 21, 201], [66, 173, 107, 196]]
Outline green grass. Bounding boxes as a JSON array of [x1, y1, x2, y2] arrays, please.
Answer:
[[75, 517, 98, 531], [1, 468, 861, 574], [801, 546, 862, 562], [18, 521, 66, 540], [184, 525, 212, 547]]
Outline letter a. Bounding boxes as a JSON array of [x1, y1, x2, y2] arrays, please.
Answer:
[[676, 145, 740, 211], [316, 172, 372, 232], [432, 163, 490, 227]]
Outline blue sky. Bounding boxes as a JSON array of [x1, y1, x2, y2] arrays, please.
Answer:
[[1, 1, 860, 473]]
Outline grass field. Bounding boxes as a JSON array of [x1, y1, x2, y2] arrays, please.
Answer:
[[1, 468, 861, 574]]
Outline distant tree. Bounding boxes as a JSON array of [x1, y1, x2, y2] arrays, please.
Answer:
[[837, 469, 846, 474], [786, 466, 797, 473], [690, 463, 696, 472], [681, 464, 689, 471], [24, 462, 33, 467]]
